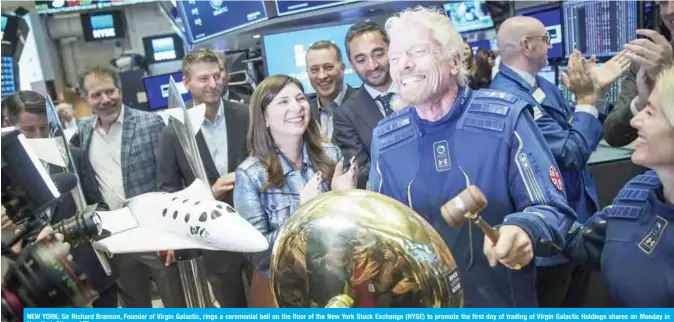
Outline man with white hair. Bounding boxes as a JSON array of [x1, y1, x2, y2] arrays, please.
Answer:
[[367, 6, 576, 307], [490, 16, 629, 307]]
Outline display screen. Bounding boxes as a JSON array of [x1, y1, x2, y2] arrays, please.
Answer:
[[152, 37, 176, 61], [468, 39, 491, 53], [90, 14, 116, 39], [2, 56, 17, 97], [179, 0, 268, 43], [81, 11, 124, 41], [34, 0, 152, 15], [518, 3, 563, 59], [263, 23, 364, 95], [143, 72, 192, 110], [563, 1, 638, 57], [444, 0, 494, 33], [538, 65, 556, 85], [275, 1, 354, 16], [557, 63, 621, 105], [1, 16, 6, 32]]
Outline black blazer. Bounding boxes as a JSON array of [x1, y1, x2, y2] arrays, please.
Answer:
[[50, 146, 116, 291], [331, 85, 385, 189]]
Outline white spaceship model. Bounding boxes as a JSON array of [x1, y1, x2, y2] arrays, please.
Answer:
[[91, 179, 269, 254]]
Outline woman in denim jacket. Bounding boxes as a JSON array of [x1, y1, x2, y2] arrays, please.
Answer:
[[234, 75, 358, 305]]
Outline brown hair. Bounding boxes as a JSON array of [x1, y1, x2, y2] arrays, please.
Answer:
[[78, 66, 121, 97], [247, 74, 336, 189], [182, 49, 221, 79]]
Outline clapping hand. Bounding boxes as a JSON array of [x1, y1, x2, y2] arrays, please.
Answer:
[[591, 50, 631, 92], [562, 51, 597, 103], [300, 172, 323, 205], [624, 29, 674, 79], [331, 157, 358, 191]]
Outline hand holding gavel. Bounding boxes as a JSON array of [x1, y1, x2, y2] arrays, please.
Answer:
[[440, 186, 534, 271], [440, 185, 499, 244]]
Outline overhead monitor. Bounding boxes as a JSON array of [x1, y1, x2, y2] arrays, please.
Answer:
[[35, 0, 152, 15], [143, 71, 192, 111], [179, 0, 268, 43], [262, 23, 363, 95], [517, 3, 564, 59], [468, 39, 491, 53], [444, 0, 494, 33], [1, 16, 6, 32], [563, 1, 638, 57], [2, 56, 17, 97], [557, 63, 621, 106], [275, 1, 356, 16], [143, 34, 185, 64], [81, 11, 125, 41]]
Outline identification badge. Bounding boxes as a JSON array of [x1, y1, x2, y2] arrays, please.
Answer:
[[532, 106, 544, 121], [638, 216, 668, 255], [532, 88, 546, 104], [433, 140, 451, 172]]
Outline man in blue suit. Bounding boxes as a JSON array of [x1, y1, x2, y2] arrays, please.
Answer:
[[368, 7, 576, 307], [490, 16, 629, 307]]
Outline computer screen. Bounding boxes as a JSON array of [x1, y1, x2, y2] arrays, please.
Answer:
[[444, 0, 494, 33], [557, 63, 621, 106], [468, 39, 491, 53], [81, 11, 125, 41], [1, 16, 6, 32], [2, 56, 17, 97], [34, 0, 152, 15], [143, 72, 192, 111], [143, 34, 185, 64], [179, 1, 268, 43], [517, 3, 563, 59], [275, 1, 355, 16], [563, 1, 638, 57], [262, 23, 363, 95]]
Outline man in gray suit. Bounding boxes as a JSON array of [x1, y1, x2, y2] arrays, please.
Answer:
[[305, 40, 356, 141], [604, 1, 674, 147], [157, 50, 250, 308], [73, 66, 184, 308]]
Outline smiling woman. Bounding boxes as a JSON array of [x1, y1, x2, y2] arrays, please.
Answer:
[[565, 65, 674, 308]]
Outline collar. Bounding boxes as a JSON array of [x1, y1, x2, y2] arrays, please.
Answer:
[[364, 82, 396, 100], [94, 104, 125, 130], [503, 63, 536, 87], [317, 82, 349, 109], [204, 99, 225, 125], [279, 142, 311, 175]]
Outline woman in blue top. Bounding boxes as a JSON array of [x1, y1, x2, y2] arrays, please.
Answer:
[[567, 66, 674, 307], [234, 75, 357, 305]]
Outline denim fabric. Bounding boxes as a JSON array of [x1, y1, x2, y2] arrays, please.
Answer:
[[234, 142, 343, 276]]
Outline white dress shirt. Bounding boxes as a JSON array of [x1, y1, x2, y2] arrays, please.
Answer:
[[200, 99, 229, 176], [89, 106, 126, 210], [364, 83, 397, 116]]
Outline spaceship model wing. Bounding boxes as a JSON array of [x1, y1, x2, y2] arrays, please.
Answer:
[[92, 226, 222, 254]]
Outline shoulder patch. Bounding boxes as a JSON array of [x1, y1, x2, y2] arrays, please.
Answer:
[[473, 90, 518, 104], [467, 103, 510, 116], [616, 188, 650, 203], [606, 205, 644, 220], [462, 117, 505, 133], [375, 116, 412, 137], [630, 174, 660, 188], [379, 126, 415, 150]]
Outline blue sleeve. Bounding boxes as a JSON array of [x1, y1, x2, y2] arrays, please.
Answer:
[[504, 110, 577, 257], [564, 207, 608, 269], [366, 133, 381, 192], [233, 168, 273, 270], [535, 91, 603, 172]]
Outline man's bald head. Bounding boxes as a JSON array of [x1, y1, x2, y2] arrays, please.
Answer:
[[497, 16, 546, 60]]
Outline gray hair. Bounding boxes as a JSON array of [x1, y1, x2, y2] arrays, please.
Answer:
[[385, 6, 469, 88]]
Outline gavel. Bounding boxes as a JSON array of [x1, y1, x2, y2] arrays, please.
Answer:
[[440, 185, 500, 244]]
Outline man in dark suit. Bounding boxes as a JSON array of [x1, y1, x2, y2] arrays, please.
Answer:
[[332, 22, 396, 188], [3, 90, 118, 307], [157, 49, 250, 308], [305, 40, 357, 141], [604, 1, 674, 147], [74, 66, 184, 308]]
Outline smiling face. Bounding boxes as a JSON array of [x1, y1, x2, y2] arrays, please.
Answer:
[[265, 83, 311, 141], [388, 25, 458, 106], [306, 47, 345, 101], [630, 88, 674, 169]]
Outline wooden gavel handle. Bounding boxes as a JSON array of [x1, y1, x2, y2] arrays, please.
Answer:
[[472, 216, 500, 245]]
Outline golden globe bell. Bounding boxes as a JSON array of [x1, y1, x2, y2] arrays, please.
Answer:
[[270, 189, 464, 308]]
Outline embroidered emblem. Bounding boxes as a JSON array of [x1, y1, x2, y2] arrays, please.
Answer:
[[549, 166, 563, 191], [638, 216, 668, 255], [433, 140, 451, 172]]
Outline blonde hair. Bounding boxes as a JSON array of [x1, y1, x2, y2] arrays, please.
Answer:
[[385, 6, 469, 88], [656, 65, 674, 128]]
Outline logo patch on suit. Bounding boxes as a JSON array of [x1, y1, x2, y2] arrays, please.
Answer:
[[433, 140, 451, 172], [549, 166, 563, 191], [638, 216, 668, 255], [532, 106, 544, 120]]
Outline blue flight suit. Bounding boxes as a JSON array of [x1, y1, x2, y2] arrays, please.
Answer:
[[367, 88, 576, 307], [492, 64, 601, 224], [566, 171, 674, 307]]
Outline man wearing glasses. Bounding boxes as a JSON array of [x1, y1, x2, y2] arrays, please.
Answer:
[[489, 16, 629, 307]]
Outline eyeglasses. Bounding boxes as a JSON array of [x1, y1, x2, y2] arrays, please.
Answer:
[[525, 32, 551, 45]]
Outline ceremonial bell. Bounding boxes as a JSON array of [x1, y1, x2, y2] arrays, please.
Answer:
[[270, 189, 463, 308]]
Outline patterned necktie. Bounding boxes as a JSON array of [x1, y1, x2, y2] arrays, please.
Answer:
[[375, 93, 395, 116]]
